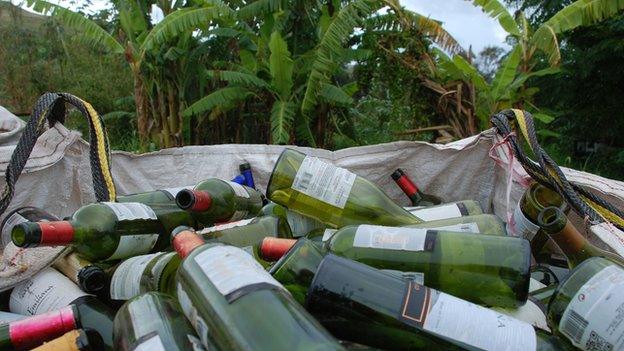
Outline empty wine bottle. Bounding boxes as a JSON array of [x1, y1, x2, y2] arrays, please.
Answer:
[[117, 186, 192, 206], [306, 254, 567, 351], [1, 207, 57, 249], [175, 178, 264, 226], [508, 183, 566, 260], [267, 149, 422, 227], [0, 305, 78, 350], [391, 168, 441, 206], [171, 227, 344, 350], [268, 224, 532, 307], [538, 207, 624, 268], [403, 200, 483, 221], [200, 215, 292, 247], [32, 329, 102, 351], [12, 202, 194, 261], [547, 257, 624, 350], [259, 202, 325, 237], [9, 268, 114, 350], [54, 253, 110, 296], [109, 251, 180, 301], [113, 292, 204, 351], [266, 238, 325, 304]]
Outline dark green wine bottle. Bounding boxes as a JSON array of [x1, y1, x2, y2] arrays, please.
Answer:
[[175, 178, 264, 226], [117, 186, 192, 206], [9, 268, 114, 350], [391, 168, 441, 206], [171, 227, 344, 350], [113, 292, 204, 351], [267, 149, 422, 227], [12, 202, 195, 261], [537, 206, 624, 268], [199, 215, 293, 246], [258, 202, 325, 237], [324, 224, 531, 307], [547, 257, 624, 350], [109, 252, 180, 301], [306, 254, 567, 351]]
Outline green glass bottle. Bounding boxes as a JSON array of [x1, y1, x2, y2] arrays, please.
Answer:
[[117, 186, 192, 206], [267, 149, 422, 228], [113, 292, 204, 351], [547, 257, 624, 350], [200, 215, 292, 246], [324, 224, 531, 307], [9, 268, 115, 350], [0, 305, 78, 351], [307, 254, 567, 351], [508, 183, 567, 261], [404, 214, 507, 235], [53, 253, 110, 296], [109, 252, 180, 301], [258, 202, 325, 237], [267, 238, 325, 304], [391, 168, 441, 206], [537, 207, 624, 268], [403, 200, 483, 221], [11, 202, 195, 261], [175, 178, 264, 226], [171, 227, 344, 350]]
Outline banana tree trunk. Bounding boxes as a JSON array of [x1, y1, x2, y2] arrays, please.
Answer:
[[131, 68, 150, 149]]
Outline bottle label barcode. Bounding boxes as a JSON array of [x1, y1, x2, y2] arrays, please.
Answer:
[[558, 265, 624, 350], [561, 310, 588, 344], [291, 156, 356, 209]]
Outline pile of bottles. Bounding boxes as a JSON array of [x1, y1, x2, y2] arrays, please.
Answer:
[[0, 148, 622, 350]]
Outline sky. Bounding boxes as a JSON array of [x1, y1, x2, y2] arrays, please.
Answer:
[[16, 0, 510, 53]]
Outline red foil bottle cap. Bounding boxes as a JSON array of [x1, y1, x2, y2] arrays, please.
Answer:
[[9, 305, 78, 350], [260, 237, 297, 261], [393, 172, 419, 196], [39, 221, 75, 245], [172, 228, 205, 258]]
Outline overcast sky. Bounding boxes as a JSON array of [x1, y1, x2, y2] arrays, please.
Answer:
[[17, 0, 510, 53]]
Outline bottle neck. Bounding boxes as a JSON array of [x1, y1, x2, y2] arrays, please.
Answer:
[[172, 227, 205, 258], [175, 189, 212, 211], [538, 207, 591, 267], [7, 305, 77, 349], [391, 169, 421, 201], [260, 237, 297, 261], [12, 221, 75, 248]]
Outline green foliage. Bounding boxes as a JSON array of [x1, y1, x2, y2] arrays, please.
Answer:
[[471, 0, 521, 35]]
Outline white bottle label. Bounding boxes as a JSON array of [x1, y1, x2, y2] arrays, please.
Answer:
[[400, 281, 536, 351], [507, 202, 540, 240], [492, 299, 550, 332], [429, 222, 480, 234], [408, 204, 462, 221], [199, 218, 254, 234], [133, 334, 166, 351], [559, 265, 624, 350], [321, 229, 338, 242], [1, 212, 28, 248], [162, 186, 193, 198], [9, 268, 89, 315], [353, 225, 428, 251], [227, 181, 250, 198], [110, 252, 161, 300], [291, 156, 356, 209], [194, 246, 285, 299], [286, 211, 324, 237], [103, 202, 158, 221], [107, 234, 160, 261]]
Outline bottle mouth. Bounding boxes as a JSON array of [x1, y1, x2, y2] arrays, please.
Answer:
[[78, 267, 108, 294], [176, 189, 212, 211], [11, 223, 40, 248], [390, 169, 405, 181], [537, 206, 563, 227], [239, 162, 251, 172]]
